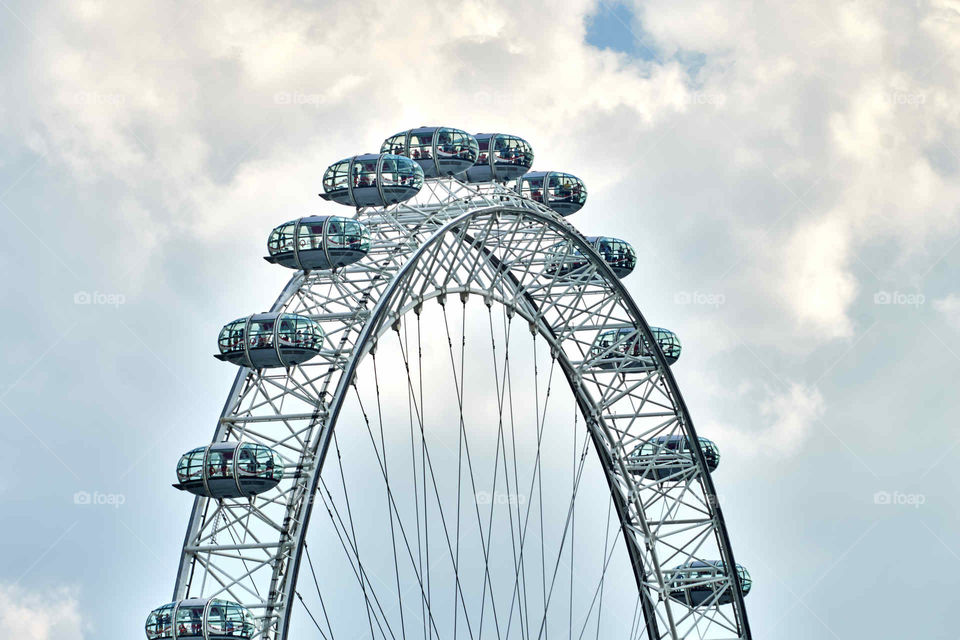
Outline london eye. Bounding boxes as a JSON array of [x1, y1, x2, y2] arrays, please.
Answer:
[[146, 127, 752, 640]]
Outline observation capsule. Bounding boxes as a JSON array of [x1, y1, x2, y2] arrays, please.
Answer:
[[174, 442, 284, 499], [544, 236, 637, 279], [464, 133, 534, 183], [265, 216, 370, 271], [665, 561, 752, 607], [381, 127, 479, 177], [215, 312, 324, 369], [590, 326, 682, 369], [320, 153, 423, 207], [146, 598, 257, 640], [517, 171, 587, 215], [625, 435, 720, 481]]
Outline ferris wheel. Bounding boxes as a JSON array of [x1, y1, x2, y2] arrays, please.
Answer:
[[145, 127, 753, 640]]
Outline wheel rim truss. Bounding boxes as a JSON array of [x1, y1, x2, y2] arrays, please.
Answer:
[[171, 177, 751, 640]]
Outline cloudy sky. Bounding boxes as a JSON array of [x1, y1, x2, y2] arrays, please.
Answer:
[[1, 0, 959, 638]]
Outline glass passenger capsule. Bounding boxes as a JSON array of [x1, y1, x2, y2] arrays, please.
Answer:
[[625, 435, 720, 481], [517, 171, 587, 215], [544, 236, 637, 279], [590, 326, 682, 369], [665, 561, 752, 607], [146, 598, 257, 640], [381, 127, 479, 178], [265, 216, 371, 271], [320, 153, 424, 207], [174, 442, 283, 499], [215, 312, 324, 369], [464, 133, 534, 183]]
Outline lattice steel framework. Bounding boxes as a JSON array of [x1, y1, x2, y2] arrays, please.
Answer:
[[171, 177, 752, 640]]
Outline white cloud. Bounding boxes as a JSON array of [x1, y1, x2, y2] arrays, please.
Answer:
[[707, 382, 825, 458], [0, 584, 85, 640], [3, 0, 960, 459], [780, 217, 857, 339], [933, 293, 960, 329]]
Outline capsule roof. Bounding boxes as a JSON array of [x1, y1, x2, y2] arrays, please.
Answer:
[[265, 216, 370, 271], [321, 153, 424, 207], [215, 312, 324, 369], [518, 171, 587, 216], [381, 127, 479, 178], [464, 133, 534, 183], [175, 441, 284, 499], [146, 598, 257, 640]]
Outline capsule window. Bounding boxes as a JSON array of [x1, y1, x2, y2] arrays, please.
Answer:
[[325, 219, 343, 246], [597, 328, 635, 356], [595, 331, 616, 352], [277, 315, 296, 345], [383, 157, 423, 188], [175, 603, 205, 637], [177, 448, 206, 484], [218, 320, 246, 354], [275, 314, 322, 350], [222, 602, 255, 637], [298, 316, 323, 349], [268, 223, 297, 255], [409, 133, 432, 160], [207, 449, 233, 479], [296, 222, 324, 251], [551, 174, 584, 204], [323, 160, 351, 193], [353, 161, 379, 188], [268, 227, 281, 254], [702, 440, 719, 459], [493, 136, 512, 163], [494, 136, 532, 167], [595, 239, 636, 273], [146, 603, 176, 639], [380, 157, 403, 187], [237, 444, 282, 481], [404, 163, 423, 188], [652, 328, 681, 360], [248, 320, 275, 349], [522, 176, 545, 202], [437, 129, 474, 159], [383, 133, 406, 155], [327, 219, 368, 251], [349, 220, 370, 252]]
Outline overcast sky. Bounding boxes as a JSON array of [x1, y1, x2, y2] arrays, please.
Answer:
[[1, 0, 959, 638]]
